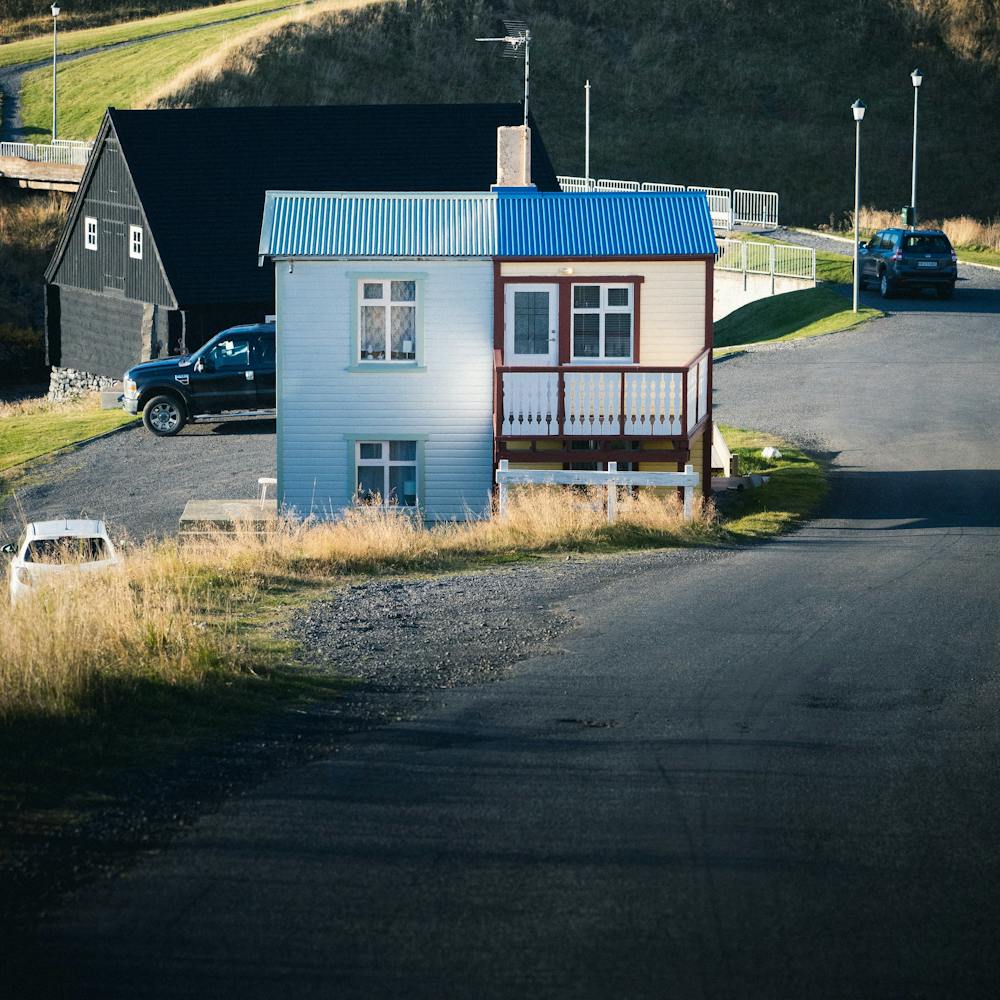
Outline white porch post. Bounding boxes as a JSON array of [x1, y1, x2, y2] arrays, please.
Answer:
[[683, 464, 695, 521]]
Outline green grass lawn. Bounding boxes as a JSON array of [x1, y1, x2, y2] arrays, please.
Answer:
[[952, 246, 1000, 268], [718, 424, 827, 539], [18, 7, 292, 139], [714, 285, 882, 356], [0, 398, 135, 474], [0, 0, 299, 69]]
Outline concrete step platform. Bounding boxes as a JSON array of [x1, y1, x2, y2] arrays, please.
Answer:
[[179, 498, 278, 536]]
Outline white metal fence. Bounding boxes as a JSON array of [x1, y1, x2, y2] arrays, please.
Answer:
[[0, 139, 94, 166], [556, 176, 779, 229], [495, 459, 699, 522], [716, 238, 816, 283]]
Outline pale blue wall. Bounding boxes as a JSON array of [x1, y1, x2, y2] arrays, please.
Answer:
[[275, 258, 495, 521]]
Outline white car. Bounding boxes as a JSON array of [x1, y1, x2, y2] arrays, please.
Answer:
[[6, 519, 121, 606]]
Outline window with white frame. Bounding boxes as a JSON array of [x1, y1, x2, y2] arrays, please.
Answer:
[[129, 225, 143, 260], [356, 441, 418, 507], [572, 284, 633, 361], [359, 279, 417, 362], [84, 216, 98, 251]]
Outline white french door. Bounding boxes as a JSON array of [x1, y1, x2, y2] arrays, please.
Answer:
[[504, 284, 559, 366]]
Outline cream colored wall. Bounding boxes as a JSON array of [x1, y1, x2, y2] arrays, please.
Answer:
[[500, 260, 708, 366]]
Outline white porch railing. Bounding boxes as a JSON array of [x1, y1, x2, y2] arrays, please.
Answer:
[[496, 460, 699, 521], [497, 353, 710, 441], [716, 238, 816, 282], [556, 176, 779, 229], [0, 140, 94, 166]]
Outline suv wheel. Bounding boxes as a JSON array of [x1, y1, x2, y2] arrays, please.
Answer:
[[142, 394, 186, 436], [938, 283, 955, 300], [879, 272, 894, 299]]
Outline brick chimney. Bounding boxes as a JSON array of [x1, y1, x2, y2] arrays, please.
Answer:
[[493, 125, 534, 189]]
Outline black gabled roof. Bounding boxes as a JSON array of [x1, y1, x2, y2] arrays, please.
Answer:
[[101, 104, 560, 307]]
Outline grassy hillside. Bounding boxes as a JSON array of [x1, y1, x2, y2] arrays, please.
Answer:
[[155, 0, 1000, 226], [0, 0, 249, 41], [14, 0, 379, 140], [0, 0, 302, 69]]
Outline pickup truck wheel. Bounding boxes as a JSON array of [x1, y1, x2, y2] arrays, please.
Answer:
[[142, 395, 186, 436]]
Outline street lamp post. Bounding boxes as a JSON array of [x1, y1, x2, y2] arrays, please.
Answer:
[[910, 68, 923, 229], [51, 4, 60, 142], [852, 98, 866, 313]]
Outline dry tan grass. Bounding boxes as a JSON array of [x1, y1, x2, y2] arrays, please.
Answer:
[[0, 393, 102, 421], [0, 543, 249, 720], [854, 207, 1000, 251], [0, 486, 714, 720]]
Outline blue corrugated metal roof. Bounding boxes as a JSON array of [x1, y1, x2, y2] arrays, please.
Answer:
[[497, 191, 717, 257], [262, 192, 497, 258], [259, 190, 717, 259]]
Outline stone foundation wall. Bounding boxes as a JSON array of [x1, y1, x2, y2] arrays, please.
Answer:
[[48, 366, 120, 401]]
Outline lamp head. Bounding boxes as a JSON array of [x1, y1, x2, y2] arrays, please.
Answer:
[[911, 68, 923, 88], [51, 4, 60, 16], [851, 98, 866, 122]]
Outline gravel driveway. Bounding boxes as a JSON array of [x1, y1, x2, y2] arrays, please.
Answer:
[[2, 418, 275, 541]]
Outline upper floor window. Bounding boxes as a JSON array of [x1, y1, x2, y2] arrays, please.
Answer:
[[84, 216, 97, 251], [572, 284, 633, 361], [129, 225, 143, 260], [359, 279, 417, 362]]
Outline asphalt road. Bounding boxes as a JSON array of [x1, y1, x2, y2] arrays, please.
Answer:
[[21, 267, 1000, 998]]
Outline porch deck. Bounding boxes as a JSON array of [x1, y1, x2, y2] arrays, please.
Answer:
[[494, 349, 710, 463]]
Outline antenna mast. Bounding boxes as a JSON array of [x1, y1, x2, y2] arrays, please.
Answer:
[[476, 18, 531, 126]]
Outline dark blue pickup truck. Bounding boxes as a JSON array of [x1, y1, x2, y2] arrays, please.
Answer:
[[122, 323, 275, 436]]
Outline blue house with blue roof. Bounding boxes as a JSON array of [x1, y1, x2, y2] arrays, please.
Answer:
[[258, 137, 718, 520]]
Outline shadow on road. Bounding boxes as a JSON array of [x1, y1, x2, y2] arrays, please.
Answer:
[[205, 420, 277, 436], [860, 280, 1000, 316], [816, 468, 1000, 529]]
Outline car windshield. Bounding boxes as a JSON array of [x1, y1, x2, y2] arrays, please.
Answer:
[[903, 235, 950, 253], [25, 536, 109, 564]]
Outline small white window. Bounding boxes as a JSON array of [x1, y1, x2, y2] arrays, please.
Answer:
[[356, 440, 418, 507], [358, 279, 417, 362], [572, 284, 634, 362], [129, 225, 143, 260], [84, 216, 97, 251]]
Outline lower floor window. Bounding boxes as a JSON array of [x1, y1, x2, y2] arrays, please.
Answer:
[[356, 440, 418, 507]]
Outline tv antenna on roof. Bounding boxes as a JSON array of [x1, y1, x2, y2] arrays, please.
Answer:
[[476, 18, 531, 127]]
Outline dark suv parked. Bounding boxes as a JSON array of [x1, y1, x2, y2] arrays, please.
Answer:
[[122, 323, 275, 436], [858, 228, 957, 299]]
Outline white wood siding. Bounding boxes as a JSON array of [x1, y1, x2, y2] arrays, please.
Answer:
[[276, 259, 494, 521], [500, 260, 708, 366]]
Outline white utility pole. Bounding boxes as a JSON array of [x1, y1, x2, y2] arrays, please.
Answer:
[[910, 68, 923, 229], [851, 99, 866, 313], [584, 79, 591, 188], [51, 4, 60, 142]]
